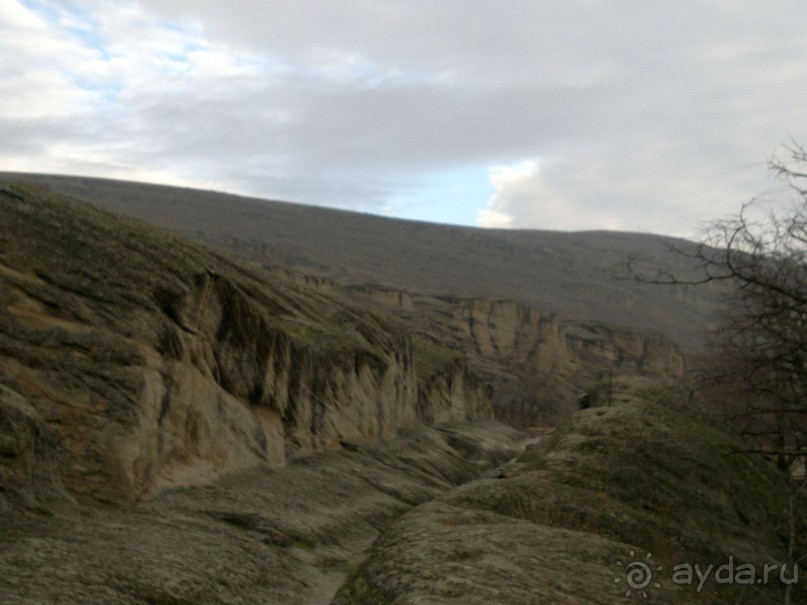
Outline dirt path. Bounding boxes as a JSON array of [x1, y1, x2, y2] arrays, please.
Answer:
[[295, 543, 373, 605]]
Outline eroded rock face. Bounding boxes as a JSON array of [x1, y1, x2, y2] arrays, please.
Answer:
[[288, 280, 686, 424], [0, 185, 489, 506], [416, 357, 492, 425], [134, 272, 420, 498], [429, 296, 685, 381], [0, 383, 71, 510], [562, 320, 685, 377]]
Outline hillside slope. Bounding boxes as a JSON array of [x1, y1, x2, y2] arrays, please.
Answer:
[[0, 174, 711, 423], [0, 174, 725, 353], [0, 183, 489, 507]]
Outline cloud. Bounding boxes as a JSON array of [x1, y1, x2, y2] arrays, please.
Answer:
[[2, 0, 807, 235], [479, 143, 772, 236], [479, 159, 626, 232]]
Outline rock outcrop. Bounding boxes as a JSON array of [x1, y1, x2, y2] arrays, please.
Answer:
[[0, 184, 490, 506], [0, 383, 71, 511], [0, 421, 526, 605], [437, 295, 684, 378], [262, 270, 686, 424], [335, 378, 803, 604], [412, 338, 492, 425]]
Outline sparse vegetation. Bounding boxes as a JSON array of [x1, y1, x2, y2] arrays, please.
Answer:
[[630, 144, 807, 471], [411, 335, 461, 379], [338, 378, 805, 604], [630, 144, 807, 604]]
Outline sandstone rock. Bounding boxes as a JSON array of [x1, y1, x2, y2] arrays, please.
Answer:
[[0, 383, 71, 510], [0, 184, 491, 505], [335, 287, 686, 423]]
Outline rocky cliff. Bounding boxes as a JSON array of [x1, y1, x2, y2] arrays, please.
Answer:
[[0, 383, 72, 512], [429, 296, 685, 423], [264, 268, 686, 424], [412, 337, 492, 425], [0, 184, 490, 507]]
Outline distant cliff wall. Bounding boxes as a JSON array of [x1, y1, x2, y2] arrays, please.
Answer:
[[264, 270, 686, 426], [412, 338, 492, 425], [440, 297, 685, 423], [433, 296, 684, 380]]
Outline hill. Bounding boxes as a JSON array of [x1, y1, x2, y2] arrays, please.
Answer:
[[0, 173, 723, 351], [0, 173, 721, 422]]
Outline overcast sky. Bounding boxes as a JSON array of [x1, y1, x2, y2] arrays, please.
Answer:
[[2, 1, 806, 236]]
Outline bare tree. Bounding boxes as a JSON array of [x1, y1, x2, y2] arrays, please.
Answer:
[[631, 144, 807, 603], [631, 143, 807, 469]]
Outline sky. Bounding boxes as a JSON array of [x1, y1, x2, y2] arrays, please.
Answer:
[[2, 0, 806, 237]]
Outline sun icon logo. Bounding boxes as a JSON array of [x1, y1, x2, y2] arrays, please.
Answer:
[[615, 550, 663, 598]]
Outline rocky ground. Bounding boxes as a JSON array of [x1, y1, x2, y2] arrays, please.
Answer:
[[5, 379, 801, 604], [334, 378, 807, 604], [0, 421, 524, 604]]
